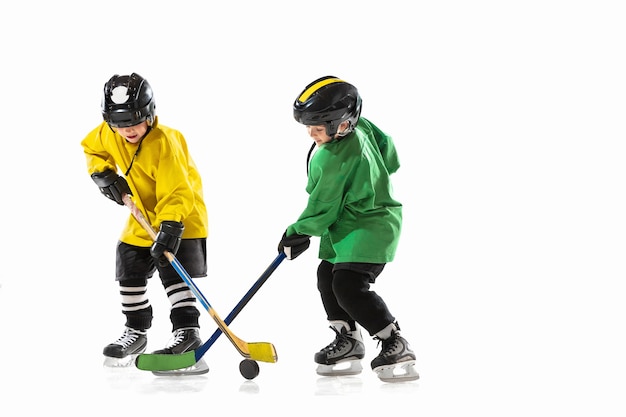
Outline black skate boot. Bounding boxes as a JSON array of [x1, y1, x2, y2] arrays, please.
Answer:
[[103, 327, 147, 367], [152, 328, 202, 354], [315, 322, 365, 376], [371, 322, 419, 382], [151, 327, 209, 376]]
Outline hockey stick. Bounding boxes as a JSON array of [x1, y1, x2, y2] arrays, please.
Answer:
[[136, 252, 286, 372], [122, 194, 278, 364]]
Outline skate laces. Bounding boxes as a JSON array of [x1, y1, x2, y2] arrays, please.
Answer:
[[322, 326, 350, 353], [376, 331, 402, 357], [165, 329, 188, 349], [114, 328, 142, 348]]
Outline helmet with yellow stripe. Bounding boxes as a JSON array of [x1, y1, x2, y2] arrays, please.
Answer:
[[293, 76, 362, 138]]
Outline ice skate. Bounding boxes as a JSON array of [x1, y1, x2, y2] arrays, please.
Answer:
[[315, 321, 365, 376], [151, 327, 209, 376], [103, 327, 147, 367], [371, 323, 419, 383]]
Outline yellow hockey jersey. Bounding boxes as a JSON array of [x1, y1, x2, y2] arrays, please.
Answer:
[[81, 117, 208, 247]]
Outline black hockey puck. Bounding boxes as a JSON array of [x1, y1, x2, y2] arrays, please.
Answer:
[[239, 359, 260, 380]]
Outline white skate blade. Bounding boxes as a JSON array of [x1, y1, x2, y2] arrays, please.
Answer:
[[374, 360, 419, 383], [316, 359, 363, 376], [103, 354, 138, 368], [152, 358, 209, 376]]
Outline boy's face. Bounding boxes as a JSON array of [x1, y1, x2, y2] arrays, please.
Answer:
[[115, 121, 148, 144], [306, 125, 333, 146], [306, 121, 350, 146]]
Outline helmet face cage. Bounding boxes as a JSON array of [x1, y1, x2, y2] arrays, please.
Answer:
[[293, 76, 362, 137], [102, 73, 155, 128]]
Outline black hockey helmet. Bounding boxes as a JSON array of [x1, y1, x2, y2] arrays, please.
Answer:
[[101, 73, 155, 128], [293, 76, 362, 137]]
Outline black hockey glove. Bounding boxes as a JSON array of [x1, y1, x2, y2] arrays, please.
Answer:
[[150, 221, 185, 266], [278, 231, 311, 260], [91, 169, 132, 205]]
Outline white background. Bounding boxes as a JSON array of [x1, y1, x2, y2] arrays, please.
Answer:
[[1, 0, 625, 415]]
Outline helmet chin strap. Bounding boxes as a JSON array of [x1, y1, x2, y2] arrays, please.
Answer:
[[124, 126, 151, 176], [306, 142, 316, 176]]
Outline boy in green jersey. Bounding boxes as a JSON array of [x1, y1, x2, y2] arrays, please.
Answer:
[[277, 76, 419, 382]]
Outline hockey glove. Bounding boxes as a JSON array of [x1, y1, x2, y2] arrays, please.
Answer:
[[150, 221, 185, 266], [278, 231, 310, 260], [91, 169, 132, 205]]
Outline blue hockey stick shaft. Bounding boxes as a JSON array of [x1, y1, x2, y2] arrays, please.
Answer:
[[194, 252, 286, 361]]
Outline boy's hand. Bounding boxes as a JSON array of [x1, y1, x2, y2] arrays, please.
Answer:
[[278, 231, 310, 260], [91, 169, 132, 205], [151, 221, 184, 266]]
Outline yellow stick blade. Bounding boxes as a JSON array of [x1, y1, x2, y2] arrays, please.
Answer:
[[248, 342, 278, 363]]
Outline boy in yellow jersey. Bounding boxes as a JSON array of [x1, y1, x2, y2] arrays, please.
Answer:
[[277, 76, 419, 382], [82, 73, 208, 374]]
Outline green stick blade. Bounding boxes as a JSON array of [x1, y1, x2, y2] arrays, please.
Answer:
[[135, 351, 197, 371]]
